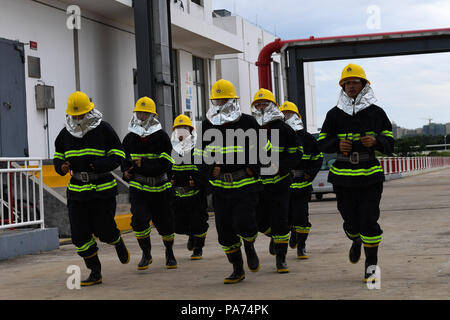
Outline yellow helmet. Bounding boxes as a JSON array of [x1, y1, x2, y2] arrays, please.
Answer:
[[133, 96, 157, 115], [280, 101, 301, 119], [339, 63, 370, 87], [66, 91, 94, 116], [251, 88, 278, 107], [209, 79, 239, 100], [172, 114, 194, 131]]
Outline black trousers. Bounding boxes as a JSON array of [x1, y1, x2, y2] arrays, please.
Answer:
[[67, 197, 121, 258], [333, 182, 383, 245], [213, 189, 259, 252], [130, 190, 175, 240], [173, 193, 209, 237], [256, 185, 291, 242], [288, 188, 312, 233]]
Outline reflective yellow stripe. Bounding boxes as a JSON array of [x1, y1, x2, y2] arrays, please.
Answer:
[[53, 152, 65, 160], [68, 180, 117, 192], [222, 241, 241, 253], [261, 173, 290, 184], [172, 164, 198, 171], [317, 133, 327, 141], [175, 189, 200, 198], [205, 146, 244, 154], [76, 237, 96, 253], [162, 233, 175, 241], [65, 148, 105, 158], [238, 233, 258, 243], [381, 130, 393, 138], [311, 153, 323, 160], [129, 181, 172, 193], [360, 234, 382, 244], [294, 226, 311, 234], [290, 181, 312, 189], [107, 149, 126, 158], [272, 233, 290, 243], [160, 152, 175, 164], [134, 226, 152, 239], [131, 152, 174, 163], [209, 177, 260, 189], [330, 165, 383, 176]]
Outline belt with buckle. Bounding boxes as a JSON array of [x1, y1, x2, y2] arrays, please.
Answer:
[[72, 172, 111, 183], [133, 173, 169, 186], [337, 152, 375, 164], [291, 169, 305, 179], [174, 185, 194, 195], [217, 169, 247, 183]]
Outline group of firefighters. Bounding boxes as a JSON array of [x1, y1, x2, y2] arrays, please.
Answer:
[[53, 63, 394, 287]]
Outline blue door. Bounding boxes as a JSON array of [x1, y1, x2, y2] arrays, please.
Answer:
[[0, 38, 28, 157]]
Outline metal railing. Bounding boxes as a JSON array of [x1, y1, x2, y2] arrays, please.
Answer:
[[0, 158, 45, 230], [379, 156, 450, 175]]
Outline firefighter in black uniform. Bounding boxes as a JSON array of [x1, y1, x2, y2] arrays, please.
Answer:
[[122, 97, 177, 270], [170, 114, 209, 260], [53, 91, 129, 286], [317, 63, 394, 283], [198, 79, 262, 284], [280, 101, 322, 259], [251, 89, 303, 274]]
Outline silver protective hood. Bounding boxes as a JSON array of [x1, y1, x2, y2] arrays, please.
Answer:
[[128, 112, 162, 137], [206, 99, 242, 126], [171, 127, 197, 156], [65, 109, 103, 138], [251, 102, 285, 126], [285, 113, 304, 131], [337, 84, 377, 116]]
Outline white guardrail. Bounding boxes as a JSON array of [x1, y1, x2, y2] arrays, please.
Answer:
[[0, 158, 45, 230], [379, 156, 450, 175]]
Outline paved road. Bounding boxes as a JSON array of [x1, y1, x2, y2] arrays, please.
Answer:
[[0, 168, 449, 301]]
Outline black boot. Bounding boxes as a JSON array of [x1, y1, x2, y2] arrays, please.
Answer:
[[114, 236, 130, 264], [190, 236, 205, 260], [275, 242, 289, 273], [296, 232, 309, 259], [137, 237, 152, 270], [364, 245, 379, 283], [187, 235, 194, 251], [289, 228, 298, 249], [80, 253, 102, 286], [163, 239, 178, 269], [349, 238, 362, 264], [243, 240, 260, 272], [224, 249, 245, 284], [269, 238, 275, 256]]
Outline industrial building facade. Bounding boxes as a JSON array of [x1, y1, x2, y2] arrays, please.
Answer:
[[0, 0, 316, 159]]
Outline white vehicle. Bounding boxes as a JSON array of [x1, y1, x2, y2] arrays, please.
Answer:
[[311, 152, 336, 200], [310, 132, 336, 200]]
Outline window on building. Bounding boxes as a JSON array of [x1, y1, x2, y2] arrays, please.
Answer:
[[193, 56, 206, 121], [191, 0, 203, 6], [273, 61, 281, 105]]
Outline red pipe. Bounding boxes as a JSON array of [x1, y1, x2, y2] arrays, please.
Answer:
[[256, 27, 450, 91]]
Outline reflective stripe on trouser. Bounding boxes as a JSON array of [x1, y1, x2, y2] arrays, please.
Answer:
[[213, 190, 259, 254], [130, 190, 175, 240], [173, 192, 209, 236], [288, 188, 312, 233], [67, 197, 120, 258], [256, 186, 290, 243], [334, 182, 383, 246]]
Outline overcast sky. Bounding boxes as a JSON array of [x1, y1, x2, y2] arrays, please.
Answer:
[[211, 0, 450, 130]]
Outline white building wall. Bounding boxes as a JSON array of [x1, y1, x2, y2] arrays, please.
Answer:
[[77, 18, 136, 140], [0, 0, 76, 158], [214, 16, 284, 115], [0, 0, 318, 159]]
